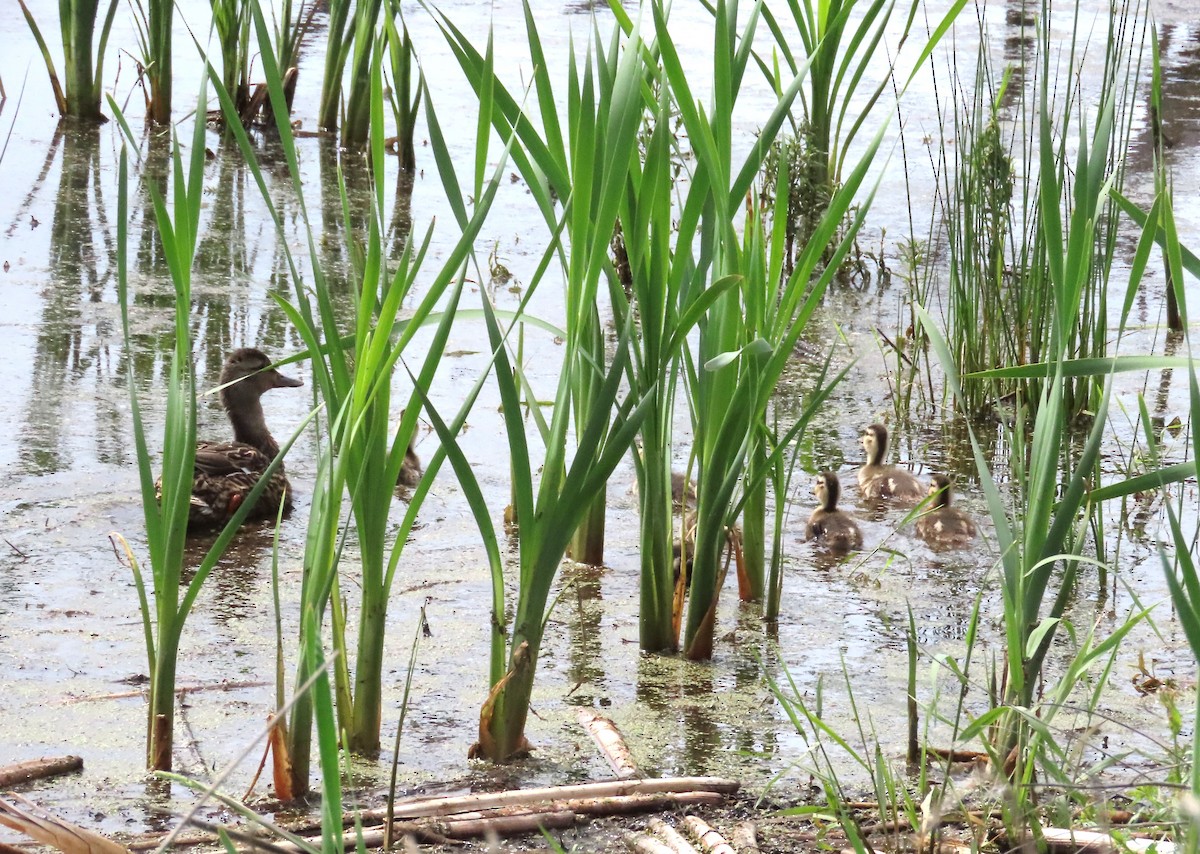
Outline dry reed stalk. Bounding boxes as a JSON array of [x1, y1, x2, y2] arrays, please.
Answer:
[[730, 821, 759, 853], [646, 817, 700, 853], [624, 833, 682, 854], [0, 793, 129, 854], [681, 816, 735, 854], [359, 777, 739, 821], [576, 708, 639, 779]]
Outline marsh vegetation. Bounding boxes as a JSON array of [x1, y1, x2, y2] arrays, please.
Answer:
[[1, 0, 1199, 850]]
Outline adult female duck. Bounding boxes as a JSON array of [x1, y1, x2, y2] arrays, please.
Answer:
[[186, 348, 303, 527]]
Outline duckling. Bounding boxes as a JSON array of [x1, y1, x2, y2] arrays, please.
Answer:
[[185, 348, 303, 527], [394, 410, 423, 489], [858, 423, 924, 503], [396, 439, 423, 488], [916, 474, 976, 546], [805, 471, 863, 553], [672, 471, 697, 510]]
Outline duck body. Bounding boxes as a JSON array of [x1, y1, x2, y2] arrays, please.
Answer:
[[182, 348, 303, 528], [916, 474, 976, 547], [858, 423, 924, 503], [397, 440, 423, 489], [806, 471, 863, 553]]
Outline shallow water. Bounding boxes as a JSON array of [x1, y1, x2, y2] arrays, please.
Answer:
[[1, 0, 1199, 841]]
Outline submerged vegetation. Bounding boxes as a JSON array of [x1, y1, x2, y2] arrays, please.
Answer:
[[2, 0, 1199, 850]]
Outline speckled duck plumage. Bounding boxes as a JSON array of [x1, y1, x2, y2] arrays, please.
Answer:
[[184, 348, 303, 528]]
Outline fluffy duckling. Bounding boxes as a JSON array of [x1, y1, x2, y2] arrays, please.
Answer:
[[185, 348, 303, 527], [916, 474, 976, 546], [806, 471, 863, 552], [858, 423, 924, 503]]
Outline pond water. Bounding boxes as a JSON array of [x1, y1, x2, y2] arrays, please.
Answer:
[[1, 0, 1199, 843]]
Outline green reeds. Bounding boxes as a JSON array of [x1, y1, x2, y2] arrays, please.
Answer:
[[341, 0, 385, 148], [110, 83, 310, 770], [757, 0, 964, 241], [918, 52, 1137, 785], [17, 0, 118, 121], [130, 0, 174, 122], [314, 0, 387, 144], [637, 0, 880, 654], [428, 2, 659, 755], [936, 0, 1145, 420], [317, 0, 353, 131], [383, 3, 421, 173], [939, 48, 1017, 418], [206, 0, 506, 787], [210, 0, 250, 115]]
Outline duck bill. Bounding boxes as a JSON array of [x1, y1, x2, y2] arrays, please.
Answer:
[[268, 370, 304, 389]]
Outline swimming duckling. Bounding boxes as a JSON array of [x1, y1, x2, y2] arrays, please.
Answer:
[[184, 348, 303, 527], [806, 471, 863, 553], [858, 423, 924, 503], [915, 474, 976, 546]]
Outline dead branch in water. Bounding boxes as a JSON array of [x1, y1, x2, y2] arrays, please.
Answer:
[[63, 680, 269, 704], [0, 756, 82, 788]]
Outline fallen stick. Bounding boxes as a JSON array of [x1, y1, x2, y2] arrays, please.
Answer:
[[681, 816, 736, 854], [646, 817, 700, 853], [0, 756, 83, 788], [730, 821, 759, 853], [358, 776, 739, 821], [576, 709, 639, 779]]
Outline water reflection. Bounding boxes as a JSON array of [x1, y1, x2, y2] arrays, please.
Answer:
[[19, 123, 119, 475], [633, 638, 781, 778], [563, 561, 606, 702], [1127, 22, 1200, 174], [390, 167, 414, 260]]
